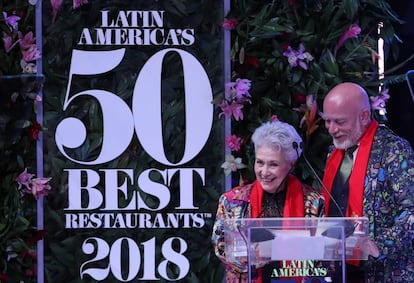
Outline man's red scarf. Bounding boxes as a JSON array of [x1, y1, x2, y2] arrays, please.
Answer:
[[249, 174, 305, 283], [322, 120, 378, 217]]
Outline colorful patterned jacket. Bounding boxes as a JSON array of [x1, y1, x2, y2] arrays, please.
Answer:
[[351, 125, 414, 283]]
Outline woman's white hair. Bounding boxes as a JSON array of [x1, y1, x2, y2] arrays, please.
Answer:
[[251, 121, 302, 163]]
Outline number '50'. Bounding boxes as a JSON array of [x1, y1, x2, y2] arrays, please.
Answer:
[[55, 48, 213, 166]]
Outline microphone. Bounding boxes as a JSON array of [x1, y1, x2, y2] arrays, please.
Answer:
[[236, 223, 259, 279], [293, 141, 357, 239], [293, 141, 343, 217]]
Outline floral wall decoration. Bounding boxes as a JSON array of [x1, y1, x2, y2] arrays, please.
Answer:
[[217, 0, 414, 187], [1, 0, 50, 282], [0, 74, 48, 281], [0, 0, 41, 75]]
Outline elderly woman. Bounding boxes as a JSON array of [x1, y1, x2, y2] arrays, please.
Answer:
[[211, 121, 325, 283]]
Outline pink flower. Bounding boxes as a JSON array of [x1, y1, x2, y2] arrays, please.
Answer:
[[226, 135, 241, 151], [50, 0, 63, 22], [73, 0, 88, 9], [18, 31, 36, 50], [334, 24, 361, 55], [270, 115, 279, 122], [370, 89, 390, 113], [16, 169, 52, 199], [2, 11, 20, 30], [29, 177, 52, 200], [222, 18, 239, 30], [218, 100, 244, 121], [2, 32, 19, 53], [16, 168, 35, 191], [22, 44, 41, 61]]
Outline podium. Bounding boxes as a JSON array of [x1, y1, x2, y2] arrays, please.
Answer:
[[224, 217, 369, 283]]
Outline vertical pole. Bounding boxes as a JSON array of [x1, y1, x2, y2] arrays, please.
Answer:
[[378, 21, 385, 115], [36, 0, 44, 282], [224, 0, 232, 192]]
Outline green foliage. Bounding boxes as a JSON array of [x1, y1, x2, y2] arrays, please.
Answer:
[[224, 0, 410, 187], [0, 75, 44, 282]]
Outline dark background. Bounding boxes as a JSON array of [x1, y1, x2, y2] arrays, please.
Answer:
[[388, 1, 414, 147]]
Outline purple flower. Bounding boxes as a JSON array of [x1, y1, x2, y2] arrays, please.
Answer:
[[283, 44, 313, 70], [334, 24, 361, 55], [226, 135, 241, 151], [283, 46, 298, 67], [73, 0, 88, 9], [225, 78, 251, 102], [2, 11, 20, 30]]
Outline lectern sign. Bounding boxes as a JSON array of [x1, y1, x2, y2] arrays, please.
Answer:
[[42, 1, 224, 282]]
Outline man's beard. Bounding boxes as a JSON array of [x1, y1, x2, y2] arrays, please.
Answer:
[[333, 122, 364, 149]]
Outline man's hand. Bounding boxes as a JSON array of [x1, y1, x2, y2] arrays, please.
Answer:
[[361, 237, 380, 258]]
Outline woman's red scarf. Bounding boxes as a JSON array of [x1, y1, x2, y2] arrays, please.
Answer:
[[322, 120, 378, 217], [249, 174, 305, 283], [250, 174, 305, 218]]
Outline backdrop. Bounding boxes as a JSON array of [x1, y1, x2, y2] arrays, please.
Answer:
[[41, 1, 226, 282]]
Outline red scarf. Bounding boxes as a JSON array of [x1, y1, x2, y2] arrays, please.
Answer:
[[250, 174, 305, 218], [322, 120, 378, 217], [249, 175, 305, 283]]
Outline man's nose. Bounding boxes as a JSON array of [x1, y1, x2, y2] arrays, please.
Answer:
[[326, 123, 337, 135]]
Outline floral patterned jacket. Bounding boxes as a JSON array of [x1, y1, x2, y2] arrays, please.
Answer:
[[352, 125, 414, 283], [211, 179, 324, 283]]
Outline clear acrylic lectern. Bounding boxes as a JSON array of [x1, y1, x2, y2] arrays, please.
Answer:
[[224, 217, 369, 283]]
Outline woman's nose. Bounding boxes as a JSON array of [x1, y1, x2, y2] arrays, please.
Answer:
[[261, 165, 270, 175]]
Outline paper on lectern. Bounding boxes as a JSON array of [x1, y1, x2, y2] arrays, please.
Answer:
[[267, 230, 325, 260]]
